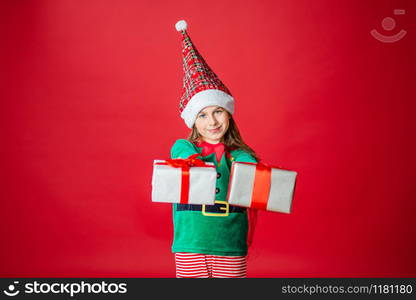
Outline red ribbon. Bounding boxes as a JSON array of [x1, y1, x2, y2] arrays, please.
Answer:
[[156, 154, 214, 204], [251, 163, 272, 210], [232, 162, 283, 210]]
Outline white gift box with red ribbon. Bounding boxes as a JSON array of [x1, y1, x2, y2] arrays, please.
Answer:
[[227, 162, 297, 213], [151, 155, 217, 205]]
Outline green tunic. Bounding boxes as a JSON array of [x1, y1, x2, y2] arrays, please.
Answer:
[[170, 139, 257, 256]]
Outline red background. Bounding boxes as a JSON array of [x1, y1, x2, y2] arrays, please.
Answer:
[[1, 0, 415, 277]]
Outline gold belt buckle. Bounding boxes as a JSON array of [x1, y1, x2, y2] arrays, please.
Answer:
[[202, 200, 229, 217]]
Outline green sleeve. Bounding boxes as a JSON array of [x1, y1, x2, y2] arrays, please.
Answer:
[[231, 149, 258, 163], [170, 139, 199, 159]]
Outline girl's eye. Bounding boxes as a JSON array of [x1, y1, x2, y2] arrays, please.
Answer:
[[215, 110, 223, 114], [198, 114, 206, 118]]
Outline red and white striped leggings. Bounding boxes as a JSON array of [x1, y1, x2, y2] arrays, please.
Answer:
[[175, 252, 247, 278]]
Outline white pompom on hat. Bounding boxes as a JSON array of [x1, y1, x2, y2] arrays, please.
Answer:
[[174, 20, 235, 128], [175, 20, 188, 32]]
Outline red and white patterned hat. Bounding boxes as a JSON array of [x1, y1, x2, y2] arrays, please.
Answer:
[[175, 20, 234, 128]]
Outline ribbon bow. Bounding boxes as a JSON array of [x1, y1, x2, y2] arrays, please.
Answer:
[[165, 153, 206, 168], [156, 154, 214, 204]]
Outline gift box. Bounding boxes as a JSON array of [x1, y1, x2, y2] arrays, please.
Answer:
[[151, 154, 217, 205], [227, 162, 297, 213]]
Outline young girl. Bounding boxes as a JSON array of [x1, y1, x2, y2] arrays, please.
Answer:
[[170, 20, 259, 278]]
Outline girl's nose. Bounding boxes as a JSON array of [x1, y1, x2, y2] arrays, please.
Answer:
[[208, 114, 218, 125]]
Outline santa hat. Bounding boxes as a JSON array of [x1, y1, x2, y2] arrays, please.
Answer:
[[175, 20, 234, 128]]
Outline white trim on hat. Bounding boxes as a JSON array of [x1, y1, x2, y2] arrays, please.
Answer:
[[180, 89, 235, 128]]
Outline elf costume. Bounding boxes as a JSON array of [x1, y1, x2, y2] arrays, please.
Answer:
[[171, 139, 256, 256], [171, 20, 257, 258]]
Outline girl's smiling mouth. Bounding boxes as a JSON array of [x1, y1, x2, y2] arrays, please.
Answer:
[[208, 127, 221, 133]]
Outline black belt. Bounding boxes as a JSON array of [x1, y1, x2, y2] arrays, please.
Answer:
[[176, 201, 246, 215]]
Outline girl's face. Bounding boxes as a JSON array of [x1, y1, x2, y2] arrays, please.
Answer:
[[194, 106, 230, 144]]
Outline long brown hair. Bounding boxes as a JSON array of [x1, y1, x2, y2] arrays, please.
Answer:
[[188, 116, 259, 162]]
